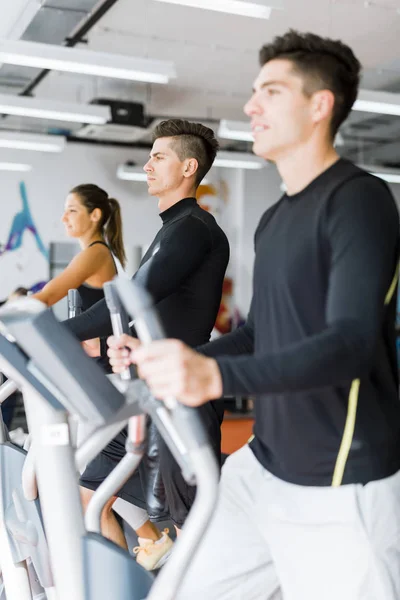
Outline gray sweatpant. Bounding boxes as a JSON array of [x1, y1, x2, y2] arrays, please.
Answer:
[[176, 444, 400, 600]]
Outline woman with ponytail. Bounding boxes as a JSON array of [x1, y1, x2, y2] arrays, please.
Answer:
[[33, 183, 126, 309]]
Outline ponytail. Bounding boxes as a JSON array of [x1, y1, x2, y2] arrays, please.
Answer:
[[105, 198, 127, 268]]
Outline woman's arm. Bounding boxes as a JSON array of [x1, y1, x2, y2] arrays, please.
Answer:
[[32, 245, 108, 307]]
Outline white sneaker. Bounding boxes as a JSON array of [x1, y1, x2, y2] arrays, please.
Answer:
[[133, 528, 174, 571]]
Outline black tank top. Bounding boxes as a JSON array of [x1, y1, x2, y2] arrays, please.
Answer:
[[76, 241, 117, 372], [76, 241, 117, 311]]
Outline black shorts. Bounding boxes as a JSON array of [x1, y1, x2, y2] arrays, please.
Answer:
[[80, 401, 224, 528], [80, 440, 147, 508]]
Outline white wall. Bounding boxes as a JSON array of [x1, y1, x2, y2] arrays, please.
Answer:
[[0, 143, 242, 303], [235, 164, 282, 315]]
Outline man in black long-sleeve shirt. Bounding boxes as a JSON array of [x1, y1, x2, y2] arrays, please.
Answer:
[[65, 119, 229, 568], [110, 32, 400, 599]]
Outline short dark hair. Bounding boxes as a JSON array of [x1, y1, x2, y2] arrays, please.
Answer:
[[152, 119, 220, 185], [259, 30, 361, 137]]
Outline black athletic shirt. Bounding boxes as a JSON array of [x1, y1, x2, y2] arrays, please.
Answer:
[[64, 197, 230, 349], [201, 159, 400, 487]]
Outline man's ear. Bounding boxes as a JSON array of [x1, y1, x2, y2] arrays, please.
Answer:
[[183, 158, 199, 178], [311, 89, 335, 126]]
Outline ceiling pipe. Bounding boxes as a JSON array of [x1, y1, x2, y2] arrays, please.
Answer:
[[20, 0, 121, 97]]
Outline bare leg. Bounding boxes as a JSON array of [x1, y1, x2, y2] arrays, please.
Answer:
[[80, 486, 128, 550], [136, 520, 162, 541]]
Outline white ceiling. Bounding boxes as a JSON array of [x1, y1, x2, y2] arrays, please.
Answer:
[[41, 0, 400, 114], [1, 0, 400, 164]]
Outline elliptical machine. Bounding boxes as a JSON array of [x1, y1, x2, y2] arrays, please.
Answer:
[[0, 338, 55, 600], [0, 277, 219, 600]]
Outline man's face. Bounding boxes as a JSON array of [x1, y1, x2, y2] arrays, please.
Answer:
[[244, 59, 317, 162], [143, 137, 187, 197]]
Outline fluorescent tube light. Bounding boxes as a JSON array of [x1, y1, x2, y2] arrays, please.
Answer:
[[218, 119, 253, 142], [0, 39, 176, 84], [0, 131, 66, 152], [214, 151, 265, 169], [373, 172, 400, 184], [0, 94, 110, 124], [154, 0, 282, 19], [334, 132, 344, 147], [353, 90, 400, 117], [362, 165, 400, 184], [117, 164, 148, 182], [0, 162, 32, 171]]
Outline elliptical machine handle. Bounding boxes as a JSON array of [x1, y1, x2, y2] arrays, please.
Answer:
[[114, 277, 210, 451], [67, 289, 83, 319], [103, 281, 135, 381]]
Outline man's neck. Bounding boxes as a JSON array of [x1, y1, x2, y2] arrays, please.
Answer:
[[276, 139, 340, 196], [158, 190, 196, 213]]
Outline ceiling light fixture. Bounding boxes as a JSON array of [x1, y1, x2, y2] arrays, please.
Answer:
[[362, 165, 400, 184], [117, 164, 148, 182], [218, 119, 253, 142], [0, 162, 32, 172], [214, 151, 265, 169], [0, 131, 66, 152], [0, 93, 110, 124], [353, 90, 400, 117], [0, 39, 177, 84], [373, 172, 400, 184], [154, 0, 283, 19]]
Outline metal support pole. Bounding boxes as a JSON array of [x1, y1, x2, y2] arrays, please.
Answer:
[[23, 384, 85, 600]]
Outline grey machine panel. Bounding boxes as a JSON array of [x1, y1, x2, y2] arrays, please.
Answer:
[[0, 334, 54, 589], [80, 280, 153, 600], [83, 534, 153, 600], [0, 331, 64, 412], [0, 308, 125, 426], [0, 443, 53, 588]]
